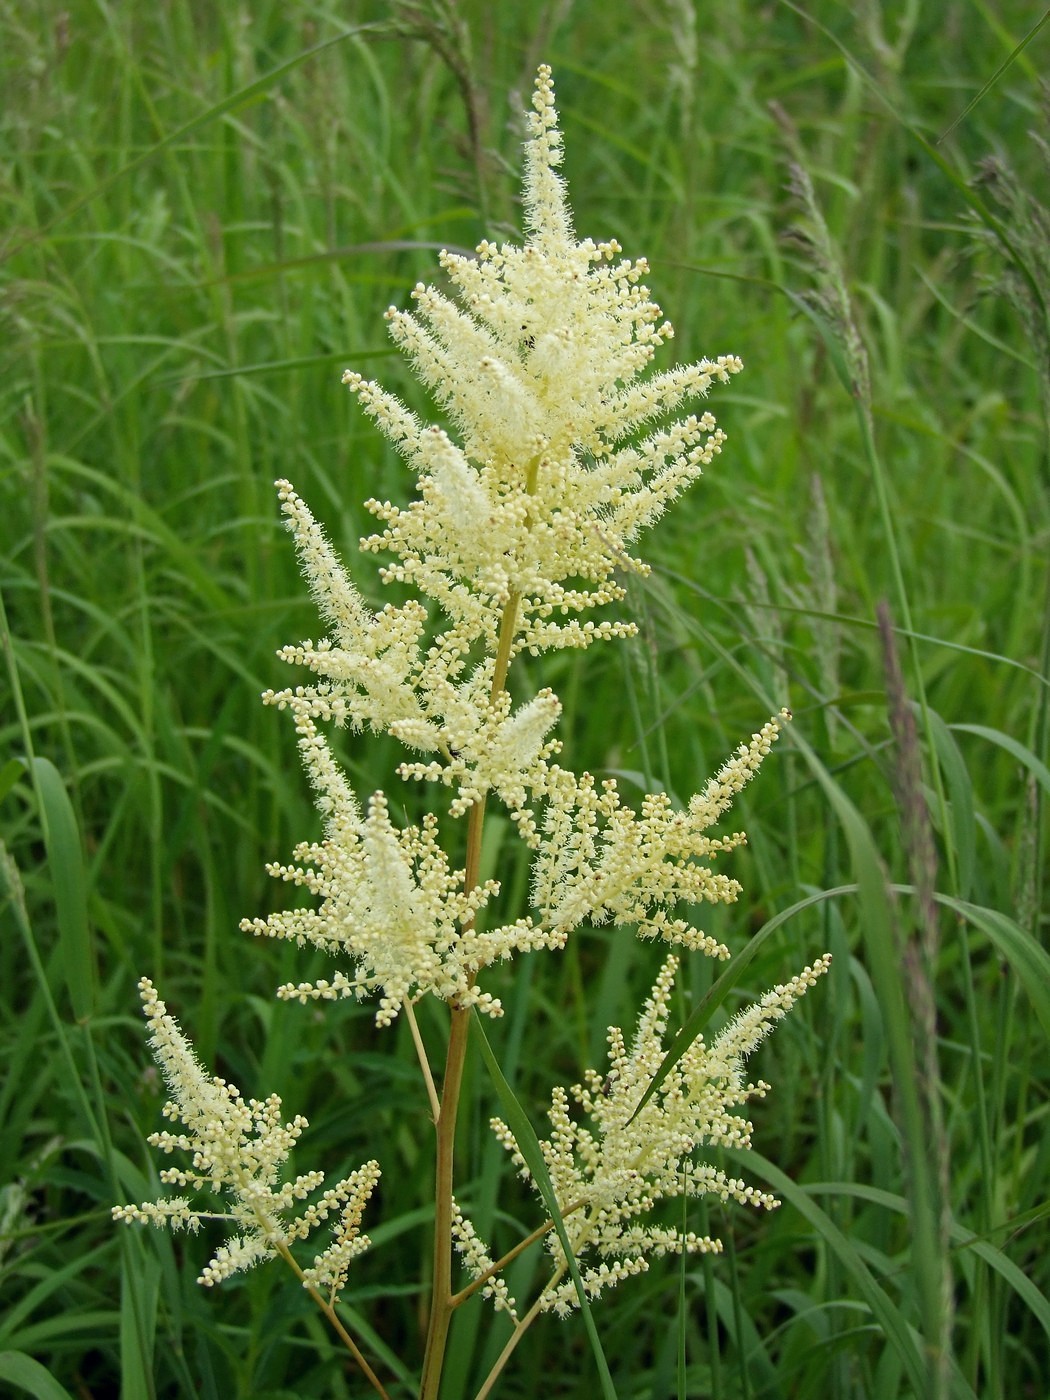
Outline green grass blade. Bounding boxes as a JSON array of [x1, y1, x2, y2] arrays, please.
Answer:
[[949, 725, 1050, 798], [9, 21, 387, 251], [0, 1353, 76, 1400], [935, 895, 1050, 1041], [923, 708, 977, 901], [29, 757, 95, 1022], [720, 1149, 927, 1397], [809, 1181, 1050, 1351], [937, 10, 1050, 144]]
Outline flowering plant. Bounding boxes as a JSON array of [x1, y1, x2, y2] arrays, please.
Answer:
[[115, 66, 828, 1398]]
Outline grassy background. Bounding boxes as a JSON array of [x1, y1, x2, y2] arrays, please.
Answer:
[[2, 1, 1049, 1396]]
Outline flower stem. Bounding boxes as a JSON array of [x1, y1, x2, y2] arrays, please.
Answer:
[[405, 999, 440, 1123], [420, 578, 528, 1398], [491, 589, 522, 699], [472, 1273, 566, 1400], [273, 1240, 391, 1399], [419, 1002, 472, 1400]]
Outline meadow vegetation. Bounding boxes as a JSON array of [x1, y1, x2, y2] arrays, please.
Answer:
[[2, 3, 1049, 1397]]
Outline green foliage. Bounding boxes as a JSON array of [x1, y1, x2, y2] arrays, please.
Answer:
[[2, 1, 1048, 1395]]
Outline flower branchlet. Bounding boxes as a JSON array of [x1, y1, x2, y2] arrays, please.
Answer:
[[450, 1197, 519, 1321], [492, 952, 832, 1314], [112, 979, 379, 1295]]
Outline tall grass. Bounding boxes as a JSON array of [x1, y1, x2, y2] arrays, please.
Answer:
[[2, 2, 1048, 1396]]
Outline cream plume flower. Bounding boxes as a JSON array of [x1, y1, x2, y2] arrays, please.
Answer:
[[251, 66, 771, 1024], [112, 978, 379, 1293], [532, 711, 791, 949], [273, 63, 742, 767], [341, 64, 742, 660], [240, 706, 559, 1025], [492, 951, 832, 1314]]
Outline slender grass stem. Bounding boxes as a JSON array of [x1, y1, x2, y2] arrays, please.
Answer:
[[420, 1002, 472, 1400]]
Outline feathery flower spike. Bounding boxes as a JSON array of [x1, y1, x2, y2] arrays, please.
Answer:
[[112, 978, 379, 1294], [492, 952, 832, 1314], [250, 66, 756, 1023]]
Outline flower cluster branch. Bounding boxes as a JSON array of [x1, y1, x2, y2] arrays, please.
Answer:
[[113, 979, 379, 1294], [492, 952, 832, 1314]]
